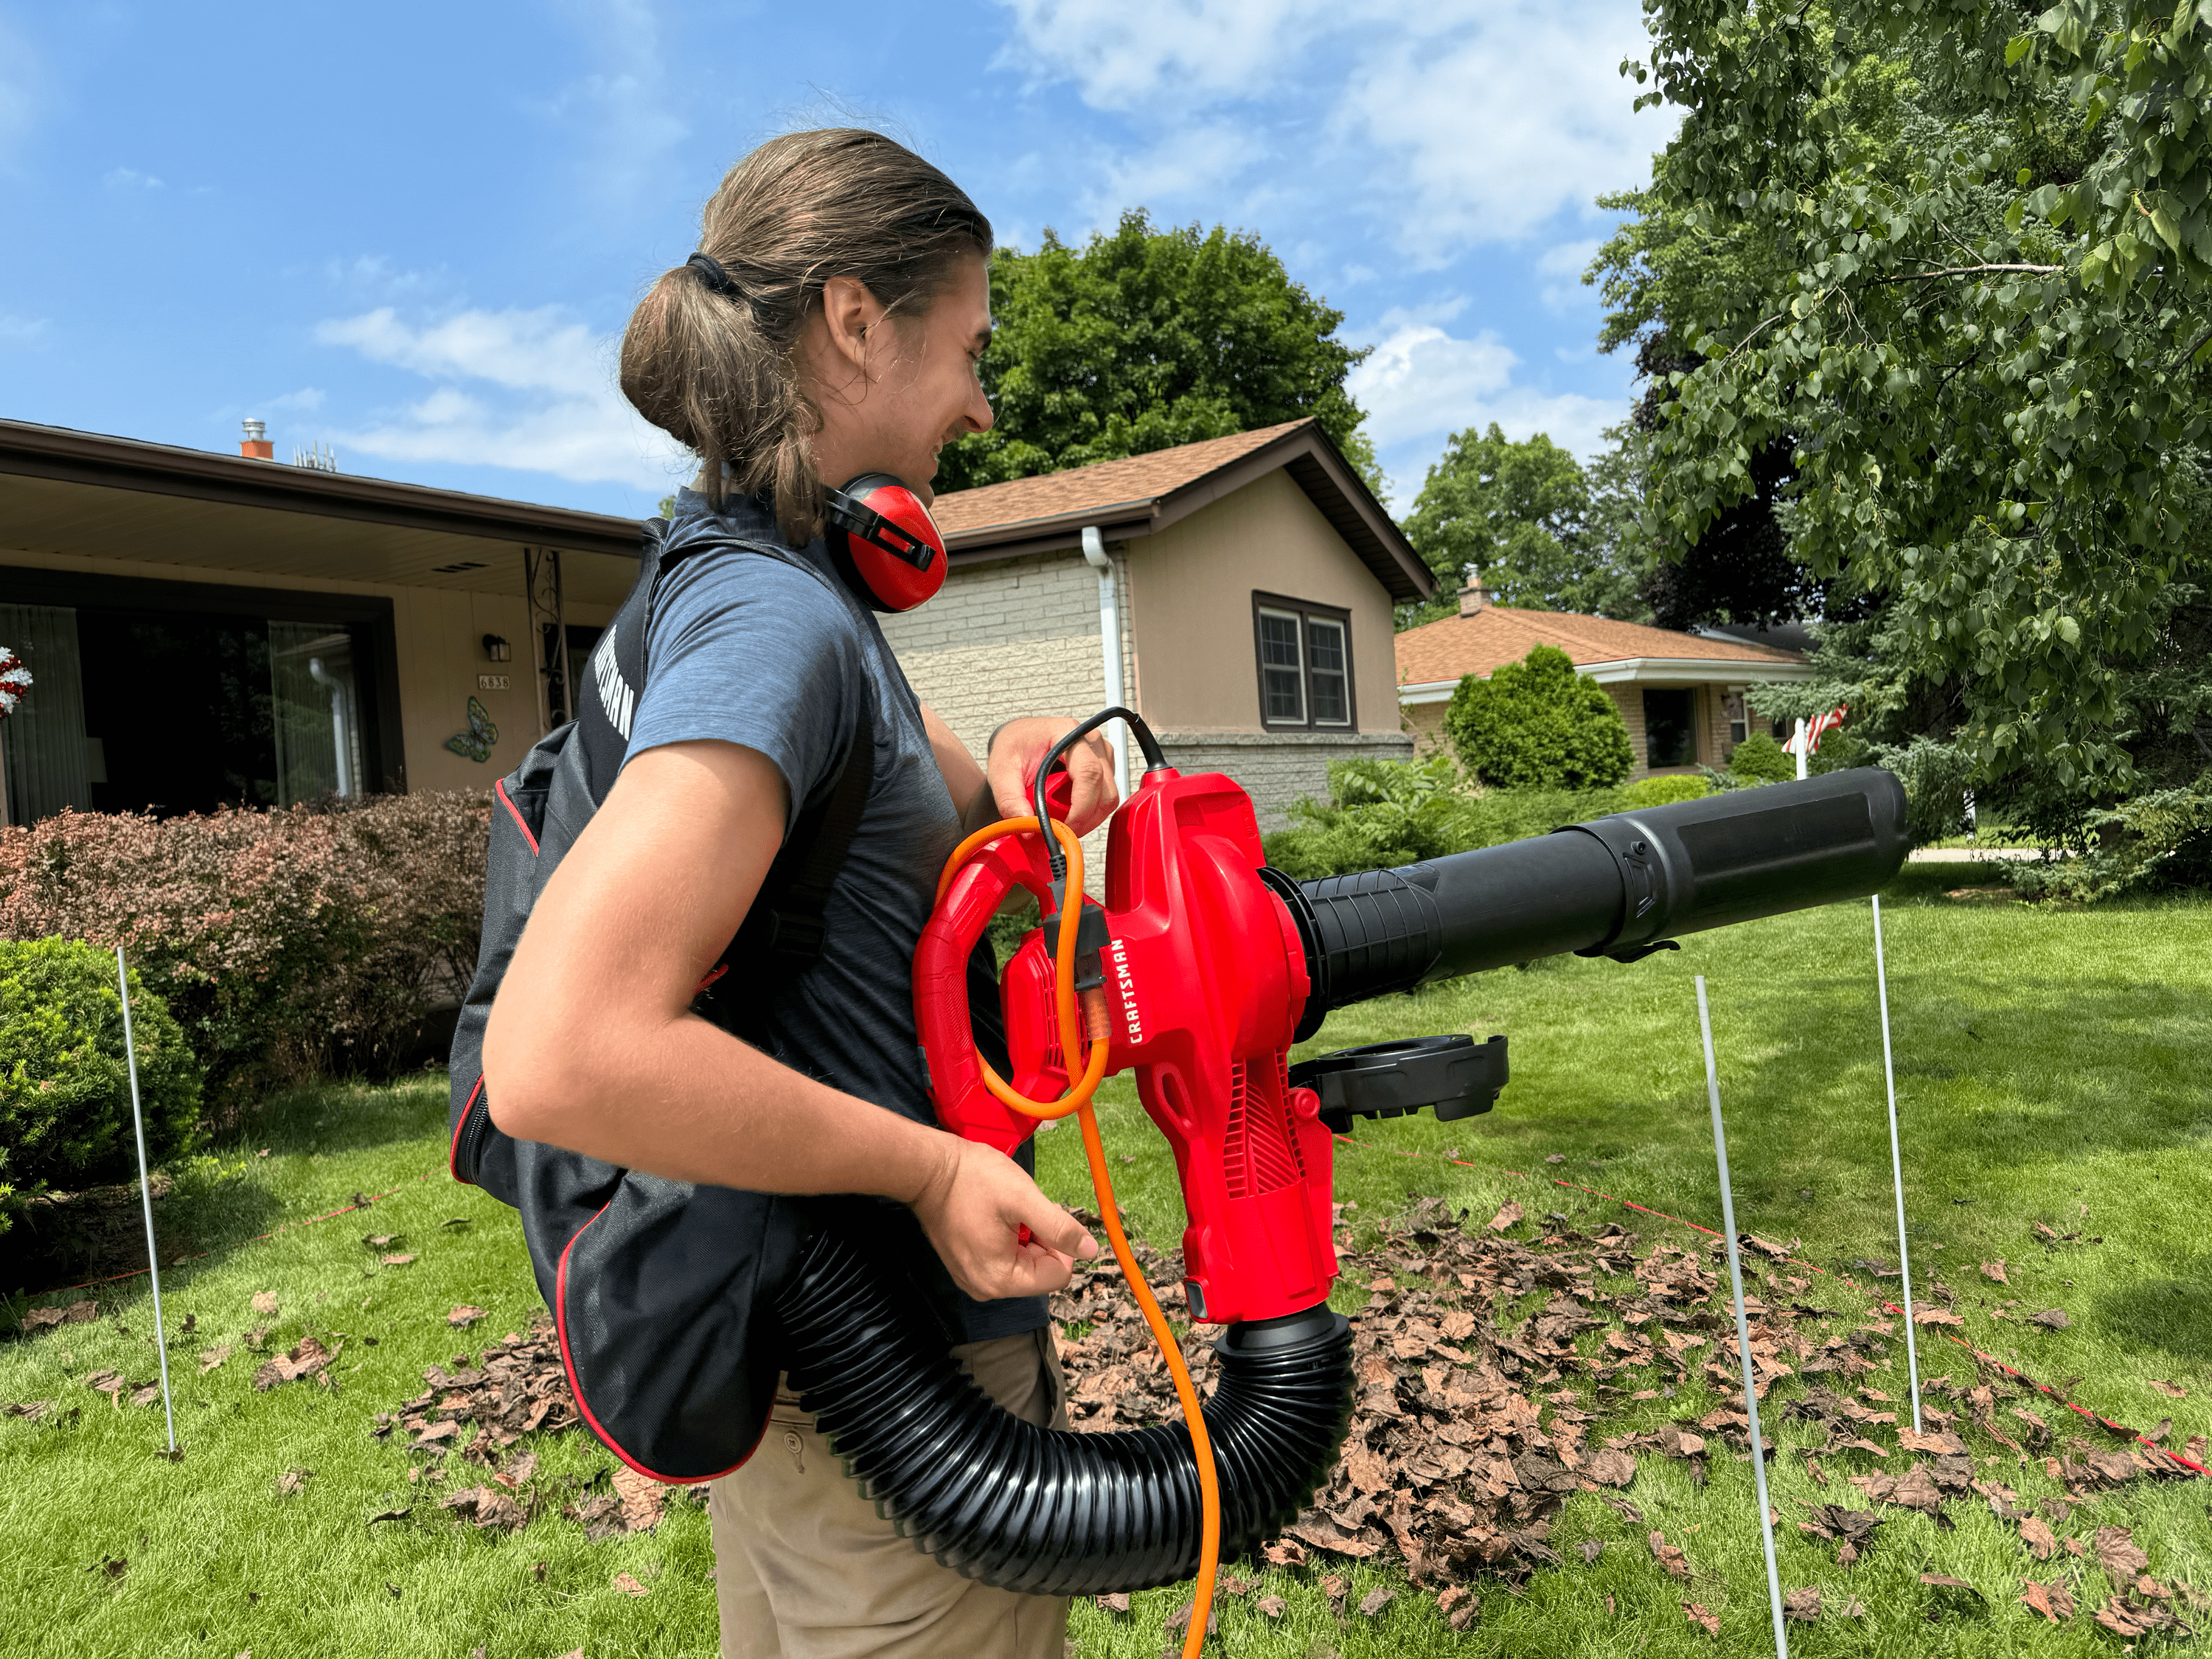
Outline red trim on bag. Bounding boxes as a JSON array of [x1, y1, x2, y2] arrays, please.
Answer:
[[554, 1204, 767, 1486], [495, 777, 540, 856], [449, 1074, 485, 1185]]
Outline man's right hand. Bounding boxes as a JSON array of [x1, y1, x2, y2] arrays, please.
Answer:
[[907, 1135, 1098, 1301]]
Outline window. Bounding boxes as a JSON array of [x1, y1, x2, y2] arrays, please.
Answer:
[[1725, 690, 1748, 749], [1253, 594, 1357, 731], [1644, 688, 1697, 769]]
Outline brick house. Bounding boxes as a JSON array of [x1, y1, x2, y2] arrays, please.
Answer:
[[883, 419, 1433, 830], [1396, 583, 1812, 779]]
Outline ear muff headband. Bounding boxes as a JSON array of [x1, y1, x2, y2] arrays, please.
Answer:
[[824, 474, 947, 613]]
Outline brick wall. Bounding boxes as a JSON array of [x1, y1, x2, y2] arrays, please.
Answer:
[[1158, 728, 1415, 830]]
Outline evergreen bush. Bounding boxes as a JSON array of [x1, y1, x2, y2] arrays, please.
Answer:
[[1261, 757, 1627, 879], [1620, 774, 1714, 809], [1724, 731, 1796, 785], [1442, 645, 1634, 790], [0, 939, 202, 1238]]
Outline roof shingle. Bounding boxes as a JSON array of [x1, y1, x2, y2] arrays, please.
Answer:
[[1396, 606, 1806, 687], [928, 420, 1310, 537]]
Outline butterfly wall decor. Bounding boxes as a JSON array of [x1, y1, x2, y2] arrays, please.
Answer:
[[445, 695, 498, 762]]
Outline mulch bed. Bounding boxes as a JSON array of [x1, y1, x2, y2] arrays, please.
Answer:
[[356, 1197, 2208, 1635]]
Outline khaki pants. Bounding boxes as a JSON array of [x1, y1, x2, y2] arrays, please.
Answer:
[[709, 1326, 1071, 1659]]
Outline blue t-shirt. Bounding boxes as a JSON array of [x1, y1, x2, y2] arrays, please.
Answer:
[[625, 488, 1043, 1343]]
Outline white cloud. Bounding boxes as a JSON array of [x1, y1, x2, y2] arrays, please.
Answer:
[[0, 20, 40, 171], [994, 0, 1668, 256], [0, 310, 53, 346], [1335, 5, 1663, 253], [995, 0, 1334, 110], [269, 386, 325, 411], [317, 305, 686, 492], [1537, 237, 1604, 312], [1082, 120, 1268, 223], [103, 166, 164, 190], [1349, 319, 1624, 504]]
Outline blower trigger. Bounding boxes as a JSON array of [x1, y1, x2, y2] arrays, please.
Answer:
[[1289, 1033, 1509, 1135]]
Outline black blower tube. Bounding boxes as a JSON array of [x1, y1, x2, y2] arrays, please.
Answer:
[[773, 1227, 1354, 1594], [1287, 768, 1911, 1020]]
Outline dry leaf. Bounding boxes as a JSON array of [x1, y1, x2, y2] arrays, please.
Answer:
[[1899, 1428, 1969, 1457], [197, 1346, 231, 1375], [275, 1470, 311, 1497], [21, 1300, 97, 1330], [380, 1253, 417, 1267], [1783, 1587, 1820, 1623], [250, 1293, 278, 1315], [1357, 1587, 1396, 1617], [2095, 1526, 2150, 1578], [1581, 1539, 1604, 1565], [448, 1306, 487, 1329], [1255, 1595, 1286, 1618], [2019, 1515, 2057, 1560], [1911, 1307, 1965, 1327], [1979, 1260, 2008, 1284], [613, 1464, 666, 1532], [611, 1571, 647, 1597], [1649, 1532, 1692, 1582], [1682, 1601, 1719, 1635], [1486, 1201, 1523, 1234], [2151, 1380, 2188, 1398], [1095, 1592, 1130, 1615], [2028, 1308, 2070, 1330], [2019, 1579, 2075, 1622]]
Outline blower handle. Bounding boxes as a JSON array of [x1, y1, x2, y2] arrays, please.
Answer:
[[1029, 706, 1167, 883]]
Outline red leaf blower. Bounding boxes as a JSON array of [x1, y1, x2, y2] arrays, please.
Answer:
[[771, 706, 1907, 1614]]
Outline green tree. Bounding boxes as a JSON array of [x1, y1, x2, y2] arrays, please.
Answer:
[[937, 212, 1381, 494], [1602, 0, 2212, 791], [1444, 644, 1636, 790], [1400, 424, 1651, 628]]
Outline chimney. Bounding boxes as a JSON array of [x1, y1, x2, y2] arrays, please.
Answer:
[[240, 418, 274, 460], [1457, 573, 1495, 617]]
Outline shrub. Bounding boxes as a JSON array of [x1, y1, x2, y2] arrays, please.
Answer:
[[1808, 728, 1871, 775], [1442, 645, 1635, 790], [1725, 731, 1796, 785], [1262, 757, 1627, 879], [1, 939, 202, 1237], [0, 792, 490, 1098], [1870, 737, 1975, 844], [1620, 773, 1714, 810], [2006, 773, 2212, 902]]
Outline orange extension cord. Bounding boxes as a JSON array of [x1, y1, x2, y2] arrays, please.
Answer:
[[935, 816, 1221, 1659]]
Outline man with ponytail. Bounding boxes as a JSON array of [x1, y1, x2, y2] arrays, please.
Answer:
[[482, 130, 1107, 1656]]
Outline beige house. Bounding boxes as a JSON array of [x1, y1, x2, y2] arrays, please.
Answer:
[[886, 420, 1432, 829], [0, 417, 636, 823], [1397, 584, 1812, 779]]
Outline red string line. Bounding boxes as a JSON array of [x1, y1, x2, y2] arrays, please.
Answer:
[[1333, 1133, 2206, 1479], [26, 1169, 442, 1298]]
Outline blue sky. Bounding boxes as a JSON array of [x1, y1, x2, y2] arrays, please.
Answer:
[[0, 1, 1671, 518]]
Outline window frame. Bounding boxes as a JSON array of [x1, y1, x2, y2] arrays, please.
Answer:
[[1251, 591, 1359, 733], [1641, 686, 1699, 770]]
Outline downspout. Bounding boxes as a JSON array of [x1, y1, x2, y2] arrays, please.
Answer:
[[1079, 526, 1130, 799]]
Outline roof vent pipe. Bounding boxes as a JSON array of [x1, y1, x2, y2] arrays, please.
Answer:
[[1080, 526, 1130, 801], [240, 419, 274, 461]]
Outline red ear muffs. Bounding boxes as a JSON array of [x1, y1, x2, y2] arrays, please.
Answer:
[[824, 473, 947, 613]]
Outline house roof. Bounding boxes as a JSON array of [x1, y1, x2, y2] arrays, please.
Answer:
[[0, 417, 646, 605], [929, 419, 1433, 603], [1397, 605, 1811, 699]]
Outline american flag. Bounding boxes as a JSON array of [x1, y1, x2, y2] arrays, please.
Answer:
[[1803, 704, 1848, 752]]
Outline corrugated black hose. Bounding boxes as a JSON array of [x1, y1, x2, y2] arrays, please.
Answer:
[[771, 1225, 1354, 1595]]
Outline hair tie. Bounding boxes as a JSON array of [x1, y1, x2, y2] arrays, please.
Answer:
[[686, 252, 743, 299]]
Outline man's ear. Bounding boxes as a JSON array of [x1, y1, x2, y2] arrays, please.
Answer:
[[818, 275, 886, 376]]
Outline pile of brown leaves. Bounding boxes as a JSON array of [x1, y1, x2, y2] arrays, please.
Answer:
[[1050, 1194, 2204, 1630]]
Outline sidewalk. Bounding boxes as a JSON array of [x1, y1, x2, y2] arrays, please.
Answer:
[[1907, 846, 2067, 863]]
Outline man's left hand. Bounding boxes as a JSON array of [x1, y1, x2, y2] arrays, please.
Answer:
[[986, 717, 1120, 836]]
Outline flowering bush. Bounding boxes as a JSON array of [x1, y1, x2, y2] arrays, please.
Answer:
[[0, 792, 490, 1100], [0, 938, 202, 1239]]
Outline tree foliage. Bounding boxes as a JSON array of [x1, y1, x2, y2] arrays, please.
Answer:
[[1444, 645, 1637, 790], [936, 212, 1380, 494], [1401, 425, 1650, 627], [1603, 0, 2212, 790]]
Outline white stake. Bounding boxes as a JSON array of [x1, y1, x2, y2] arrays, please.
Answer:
[[116, 947, 177, 1456], [1696, 976, 1788, 1658], [1871, 897, 1922, 1433]]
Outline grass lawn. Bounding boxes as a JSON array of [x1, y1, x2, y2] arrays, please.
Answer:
[[6, 866, 2211, 1656]]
